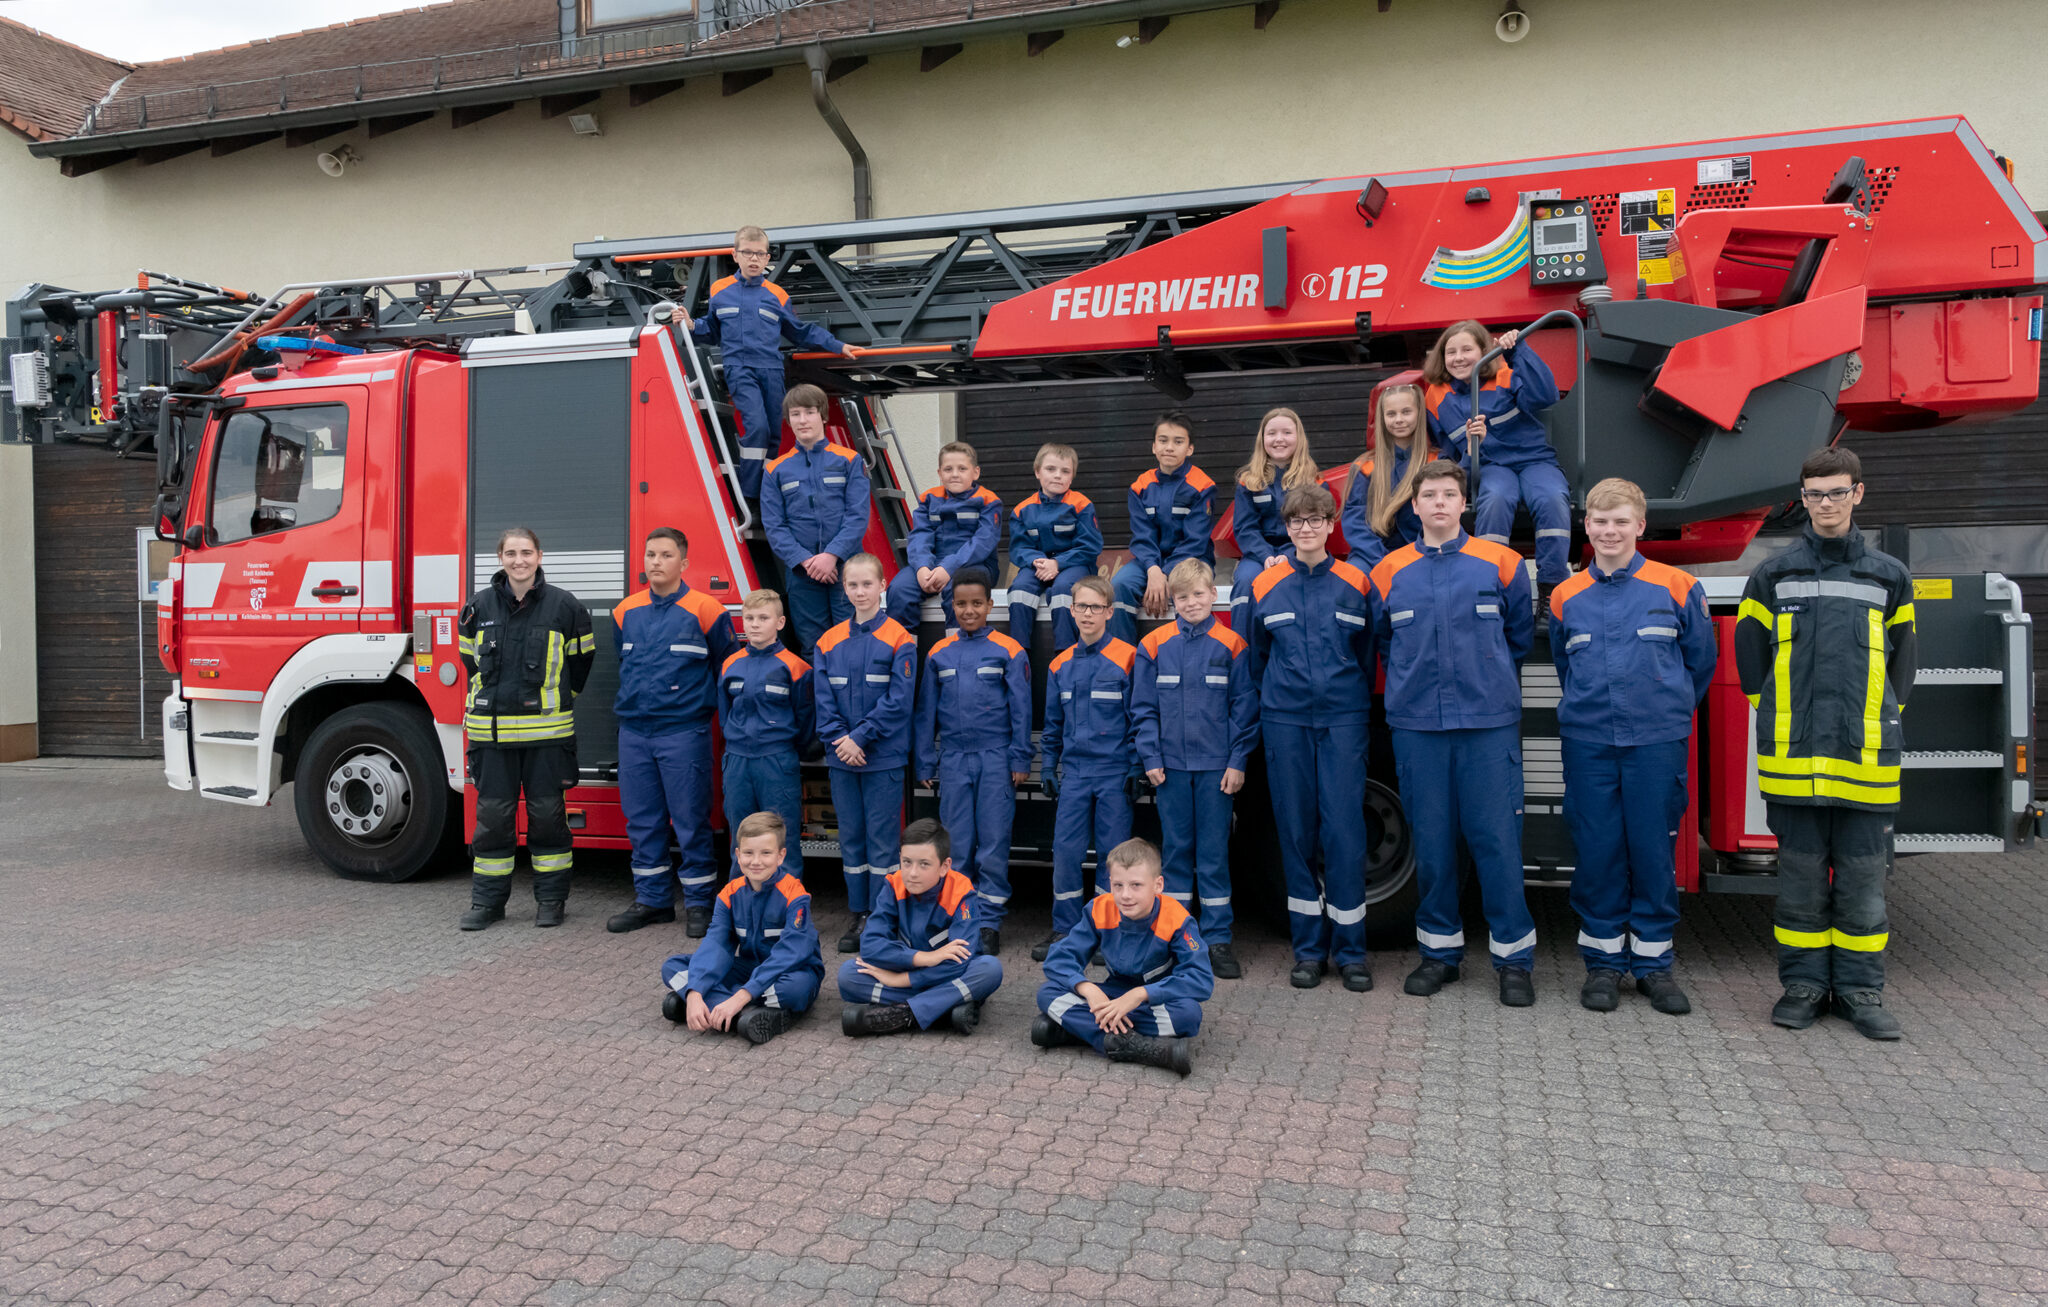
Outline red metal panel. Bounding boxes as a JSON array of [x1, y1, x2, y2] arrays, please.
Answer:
[[1652, 286, 1868, 430], [1705, 615, 1777, 854]]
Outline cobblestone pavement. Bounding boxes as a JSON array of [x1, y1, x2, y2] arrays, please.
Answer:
[[3, 760, 2045, 1306]]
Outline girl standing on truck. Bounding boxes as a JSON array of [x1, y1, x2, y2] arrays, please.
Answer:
[[1341, 382, 1434, 569], [1421, 321, 1572, 594], [1229, 407, 1321, 613]]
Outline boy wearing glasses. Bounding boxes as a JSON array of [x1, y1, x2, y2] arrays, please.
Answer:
[[1735, 447, 1914, 1041], [684, 226, 857, 499], [1246, 486, 1375, 992]]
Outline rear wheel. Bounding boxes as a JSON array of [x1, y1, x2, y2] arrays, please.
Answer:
[[1360, 780, 1419, 950], [293, 702, 457, 883]]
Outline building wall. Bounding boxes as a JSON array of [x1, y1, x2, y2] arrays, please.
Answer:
[[0, 444, 36, 760]]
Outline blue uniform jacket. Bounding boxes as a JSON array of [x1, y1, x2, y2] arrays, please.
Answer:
[[1009, 489, 1103, 572], [1341, 443, 1432, 569], [1127, 463, 1217, 573], [1231, 465, 1297, 568], [813, 611, 918, 771], [1425, 342, 1562, 472], [687, 869, 823, 1001], [717, 640, 815, 759], [1370, 531, 1533, 732], [1043, 634, 1139, 781], [859, 868, 982, 970], [1045, 893, 1214, 1006], [1549, 553, 1717, 746], [915, 626, 1033, 778], [611, 583, 741, 735], [762, 439, 871, 569], [690, 274, 845, 373], [1247, 556, 1375, 727], [907, 483, 1004, 575], [1132, 616, 1259, 773]]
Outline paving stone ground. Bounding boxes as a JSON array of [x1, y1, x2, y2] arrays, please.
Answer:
[[2, 759, 2044, 1306]]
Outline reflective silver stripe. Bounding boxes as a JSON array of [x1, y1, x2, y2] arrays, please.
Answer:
[[1008, 590, 1041, 609], [761, 985, 780, 1008], [1053, 523, 1076, 532], [953, 977, 975, 1001], [734, 927, 749, 937], [829, 676, 849, 685], [929, 929, 951, 945], [1166, 891, 1193, 901], [622, 643, 634, 651], [1053, 889, 1083, 900], [976, 667, 1002, 676], [1204, 675, 1229, 685], [1490, 929, 1538, 956], [678, 873, 717, 887], [1390, 610, 1414, 622], [631, 866, 669, 876], [865, 674, 891, 683], [1326, 902, 1367, 926], [1113, 601, 1141, 614], [668, 969, 690, 992], [1263, 612, 1295, 626], [1152, 1004, 1176, 1037], [1475, 603, 1499, 616], [842, 864, 870, 878], [671, 644, 707, 655], [1090, 690, 1122, 700], [938, 668, 957, 678], [1479, 533, 1511, 543], [1286, 895, 1324, 917], [823, 476, 845, 485], [1171, 506, 1191, 515], [782, 482, 800, 491], [762, 927, 783, 937], [1253, 493, 1272, 503], [1630, 936, 1674, 957], [870, 982, 887, 1002], [1199, 895, 1232, 906], [1050, 595, 1073, 609], [1578, 930, 1626, 952], [955, 510, 979, 520], [1535, 529, 1572, 539], [1048, 992, 1084, 1021], [765, 684, 789, 696], [1566, 633, 1591, 650], [1417, 927, 1465, 949], [1334, 611, 1365, 627], [740, 447, 768, 460], [1143, 961, 1172, 981], [1060, 691, 1072, 701], [1156, 675, 1182, 685], [1229, 594, 1250, 608], [981, 893, 1009, 905], [1637, 626, 1679, 638], [1776, 578, 1888, 606]]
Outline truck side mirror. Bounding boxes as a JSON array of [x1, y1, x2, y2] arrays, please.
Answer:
[[182, 524, 207, 550]]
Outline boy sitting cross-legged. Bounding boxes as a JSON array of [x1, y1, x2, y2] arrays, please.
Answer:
[[837, 818, 1004, 1036], [659, 811, 823, 1045], [1032, 837, 1212, 1077]]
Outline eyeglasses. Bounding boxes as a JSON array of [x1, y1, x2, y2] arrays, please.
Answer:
[[1071, 601, 1110, 614], [734, 248, 771, 259], [1285, 516, 1330, 530], [1799, 487, 1857, 504]]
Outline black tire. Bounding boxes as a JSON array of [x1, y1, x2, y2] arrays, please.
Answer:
[[293, 701, 457, 883], [1229, 759, 1419, 948]]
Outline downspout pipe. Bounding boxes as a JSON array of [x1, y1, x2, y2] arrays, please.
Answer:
[[805, 44, 872, 257]]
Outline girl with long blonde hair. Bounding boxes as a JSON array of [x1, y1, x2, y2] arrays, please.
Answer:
[[1341, 383, 1433, 568], [1230, 407, 1321, 609]]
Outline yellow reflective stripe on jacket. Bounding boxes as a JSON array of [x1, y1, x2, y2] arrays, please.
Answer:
[[1770, 612, 1794, 755], [573, 632, 597, 654], [1756, 772, 1900, 804], [1757, 753, 1898, 784], [462, 709, 577, 742], [1774, 925, 1832, 949], [1832, 929, 1889, 952], [1862, 608, 1885, 756], [1886, 602, 1914, 629], [1736, 597, 1774, 630], [458, 634, 478, 656], [541, 630, 565, 713]]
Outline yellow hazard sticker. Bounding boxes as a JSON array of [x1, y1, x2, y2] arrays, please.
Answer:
[[1621, 188, 1678, 285], [1913, 579, 1952, 600]]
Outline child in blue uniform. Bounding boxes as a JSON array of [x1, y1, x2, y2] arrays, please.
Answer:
[[1034, 574, 1140, 962], [1550, 478, 1716, 1016], [1132, 559, 1258, 979], [1422, 321, 1570, 588], [838, 818, 1003, 1035], [716, 590, 814, 880], [886, 441, 1004, 632], [1229, 407, 1321, 614], [814, 552, 918, 953], [1032, 838, 1212, 1076], [916, 569, 1031, 955], [1342, 382, 1434, 569], [611, 528, 741, 937], [1370, 460, 1540, 1007], [1110, 412, 1215, 645], [1007, 443, 1102, 651], [660, 811, 823, 1045], [759, 383, 870, 652]]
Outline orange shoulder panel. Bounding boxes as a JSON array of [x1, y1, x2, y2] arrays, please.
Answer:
[[1063, 490, 1093, 510], [1048, 646, 1077, 674], [682, 589, 727, 628], [1090, 894, 1122, 930], [1251, 565, 1291, 603], [973, 485, 1001, 506], [1354, 455, 1375, 480], [1141, 625, 1177, 658], [824, 443, 858, 462], [1152, 895, 1193, 941], [1205, 624, 1248, 657], [1463, 537, 1524, 587], [1484, 366, 1513, 393], [765, 449, 796, 474], [883, 870, 907, 900], [1184, 464, 1215, 493], [1634, 558, 1701, 608], [717, 877, 744, 906], [986, 631, 1026, 659], [1424, 383, 1450, 418], [1549, 570, 1595, 619], [709, 275, 738, 298], [927, 633, 959, 661], [1015, 491, 1043, 513], [1131, 468, 1160, 494], [814, 620, 852, 654], [776, 875, 809, 903], [1102, 639, 1137, 673], [722, 650, 746, 675], [878, 618, 916, 650], [1369, 545, 1422, 598], [775, 649, 811, 679], [762, 279, 791, 304], [612, 589, 651, 625], [1330, 559, 1369, 595], [939, 869, 975, 916]]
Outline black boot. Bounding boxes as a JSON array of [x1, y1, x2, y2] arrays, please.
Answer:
[[1636, 972, 1692, 1016], [661, 991, 688, 1024], [841, 1002, 917, 1037], [532, 869, 572, 928], [1029, 931, 1059, 963], [459, 873, 511, 931], [979, 928, 1002, 957], [685, 905, 712, 938], [737, 1004, 795, 1045], [1830, 990, 1902, 1041], [1104, 1032, 1193, 1077], [1208, 941, 1242, 980], [946, 1000, 983, 1034], [1497, 966, 1536, 1007], [1289, 959, 1326, 989], [1339, 963, 1374, 993], [837, 914, 868, 954], [1771, 986, 1828, 1030], [1581, 969, 1622, 1012], [608, 902, 676, 934], [1404, 959, 1460, 996], [1030, 1013, 1078, 1048]]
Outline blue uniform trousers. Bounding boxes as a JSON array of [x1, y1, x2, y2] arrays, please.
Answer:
[[1263, 721, 1370, 967], [938, 750, 1017, 931], [1473, 459, 1573, 585], [1108, 562, 1156, 645], [829, 767, 903, 914], [836, 954, 1004, 1028], [661, 953, 821, 1013], [722, 751, 805, 879], [1036, 978, 1204, 1053], [1007, 563, 1093, 651], [1052, 775, 1133, 936], [884, 569, 980, 633], [1562, 737, 1688, 975], [620, 724, 718, 910], [1155, 768, 1235, 944], [726, 365, 784, 500], [1394, 725, 1535, 968], [784, 569, 852, 654]]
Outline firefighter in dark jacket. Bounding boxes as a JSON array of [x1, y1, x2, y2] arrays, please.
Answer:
[[457, 527, 596, 930], [1735, 448, 1915, 1040]]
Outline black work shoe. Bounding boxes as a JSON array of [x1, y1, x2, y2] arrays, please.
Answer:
[[1289, 959, 1326, 989], [1404, 959, 1460, 996], [607, 902, 676, 934], [1030, 1013, 1078, 1048], [979, 928, 1001, 957], [1830, 990, 1902, 1041], [534, 900, 566, 928], [1580, 969, 1622, 1012], [737, 1004, 794, 1045], [1771, 986, 1828, 1029], [684, 906, 712, 938], [661, 991, 688, 1024], [459, 904, 504, 931], [1029, 931, 1058, 963], [1340, 963, 1374, 993], [1104, 1032, 1193, 1077], [946, 1000, 983, 1035], [1090, 948, 1107, 968], [841, 1002, 917, 1037], [1497, 966, 1535, 1007], [1636, 971, 1693, 1016], [837, 914, 868, 954], [1208, 942, 1242, 980]]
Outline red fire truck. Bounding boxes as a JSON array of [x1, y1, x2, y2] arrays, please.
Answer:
[[6, 116, 2040, 939]]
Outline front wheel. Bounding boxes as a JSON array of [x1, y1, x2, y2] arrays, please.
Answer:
[[293, 702, 457, 883]]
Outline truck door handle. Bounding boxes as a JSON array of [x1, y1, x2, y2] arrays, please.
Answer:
[[311, 585, 359, 597]]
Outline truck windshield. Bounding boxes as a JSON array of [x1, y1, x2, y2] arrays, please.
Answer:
[[207, 403, 349, 544]]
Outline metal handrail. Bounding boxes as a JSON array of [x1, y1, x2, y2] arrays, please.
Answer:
[[667, 313, 755, 534], [1470, 308, 1588, 500]]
